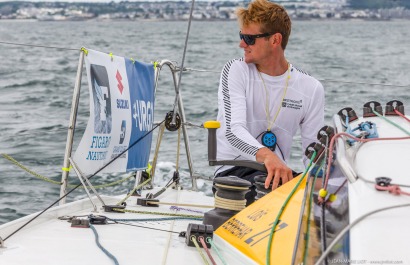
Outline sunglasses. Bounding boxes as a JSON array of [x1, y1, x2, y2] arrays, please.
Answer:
[[239, 31, 274, 45]]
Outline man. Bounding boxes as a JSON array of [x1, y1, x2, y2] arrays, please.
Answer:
[[215, 0, 324, 204]]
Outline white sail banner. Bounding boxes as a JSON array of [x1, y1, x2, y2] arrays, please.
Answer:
[[73, 49, 155, 174]]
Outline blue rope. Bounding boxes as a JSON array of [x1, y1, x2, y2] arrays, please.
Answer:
[[89, 224, 120, 265], [110, 217, 202, 222]]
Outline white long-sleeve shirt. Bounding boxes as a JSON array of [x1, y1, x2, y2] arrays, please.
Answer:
[[215, 58, 325, 174]]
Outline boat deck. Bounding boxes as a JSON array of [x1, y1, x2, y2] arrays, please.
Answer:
[[0, 188, 249, 265]]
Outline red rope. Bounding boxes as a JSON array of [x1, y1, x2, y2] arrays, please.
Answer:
[[394, 109, 410, 122], [323, 133, 410, 190], [375, 184, 410, 196], [318, 133, 410, 204], [199, 236, 217, 265]]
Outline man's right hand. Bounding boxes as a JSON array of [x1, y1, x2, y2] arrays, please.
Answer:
[[256, 147, 293, 190]]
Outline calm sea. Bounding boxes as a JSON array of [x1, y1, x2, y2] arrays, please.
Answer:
[[0, 19, 409, 225]]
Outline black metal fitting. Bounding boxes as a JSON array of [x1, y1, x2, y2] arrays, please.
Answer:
[[305, 142, 326, 164], [89, 215, 107, 225], [363, 101, 383, 117], [185, 223, 214, 248], [104, 205, 126, 213], [375, 177, 392, 188], [338, 107, 358, 124], [317, 125, 335, 145], [137, 198, 160, 207], [164, 111, 181, 131], [71, 217, 90, 228], [385, 100, 405, 116]]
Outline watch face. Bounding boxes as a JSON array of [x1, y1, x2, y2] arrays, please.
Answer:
[[262, 131, 277, 150]]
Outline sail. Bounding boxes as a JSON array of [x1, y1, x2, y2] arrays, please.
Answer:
[[73, 49, 155, 174]]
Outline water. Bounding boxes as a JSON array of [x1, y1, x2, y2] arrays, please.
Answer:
[[0, 19, 409, 225]]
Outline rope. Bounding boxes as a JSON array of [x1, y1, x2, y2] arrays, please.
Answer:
[[145, 201, 213, 209], [3, 120, 164, 242], [214, 193, 246, 211], [199, 236, 217, 265], [109, 217, 202, 222], [303, 160, 324, 264], [112, 208, 203, 219], [116, 177, 152, 205], [162, 186, 182, 265], [375, 184, 410, 196], [1, 154, 135, 189], [190, 235, 210, 265], [207, 238, 228, 265], [173, 0, 196, 113], [372, 110, 410, 136], [213, 183, 249, 190], [184, 67, 220, 73], [394, 109, 410, 122], [314, 203, 410, 265], [1, 153, 62, 185], [89, 224, 120, 265], [325, 179, 348, 204], [0, 41, 409, 89], [169, 205, 204, 214], [318, 78, 410, 88], [0, 40, 79, 51], [266, 151, 317, 265], [176, 127, 181, 170]]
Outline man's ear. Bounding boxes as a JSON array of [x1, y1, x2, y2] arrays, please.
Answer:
[[272, 33, 283, 46]]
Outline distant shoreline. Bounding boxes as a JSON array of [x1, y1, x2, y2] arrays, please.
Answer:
[[0, 17, 408, 22]]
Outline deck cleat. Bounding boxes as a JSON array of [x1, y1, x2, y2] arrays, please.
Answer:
[[104, 205, 126, 213], [375, 177, 392, 190], [363, 101, 383, 117], [137, 198, 160, 207], [317, 125, 335, 145], [89, 215, 107, 225], [305, 142, 326, 164], [385, 100, 405, 116], [338, 107, 358, 124], [71, 217, 90, 228]]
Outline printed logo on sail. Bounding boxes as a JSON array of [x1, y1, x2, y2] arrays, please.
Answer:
[[133, 100, 153, 131], [282, 98, 302, 110], [86, 135, 111, 161], [90, 64, 112, 134], [115, 69, 130, 110], [116, 70, 124, 94]]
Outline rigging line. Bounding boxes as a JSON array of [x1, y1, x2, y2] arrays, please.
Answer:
[[314, 203, 410, 265], [2, 120, 165, 242], [113, 220, 180, 234], [171, 0, 195, 115], [0, 40, 79, 51], [184, 67, 220, 73], [319, 78, 409, 88], [266, 151, 318, 265]]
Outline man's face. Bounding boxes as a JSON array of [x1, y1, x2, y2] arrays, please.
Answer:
[[239, 23, 273, 65]]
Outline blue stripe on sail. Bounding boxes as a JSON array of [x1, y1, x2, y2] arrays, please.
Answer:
[[124, 59, 155, 171]]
